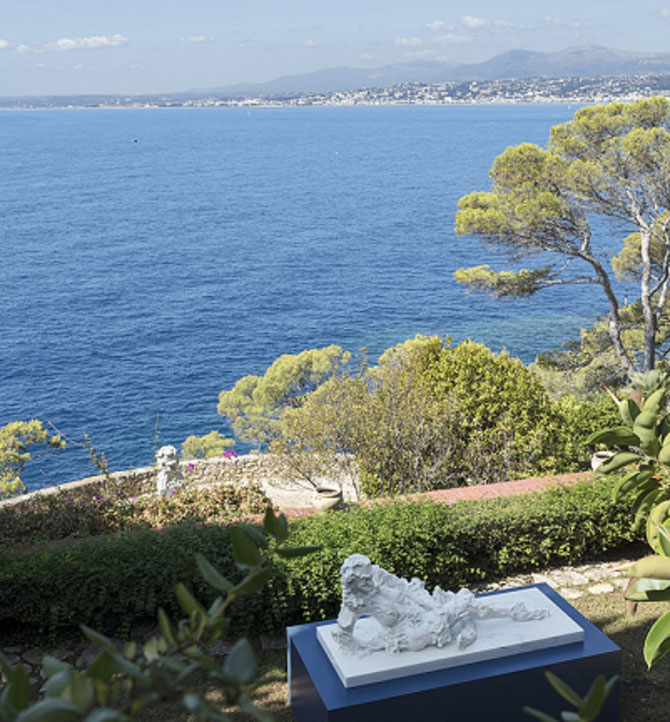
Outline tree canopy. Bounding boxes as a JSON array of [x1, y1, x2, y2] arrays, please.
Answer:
[[220, 336, 617, 496], [181, 431, 234, 460], [217, 345, 351, 446], [455, 97, 670, 378], [0, 420, 65, 499]]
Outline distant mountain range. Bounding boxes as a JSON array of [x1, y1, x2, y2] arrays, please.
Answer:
[[187, 45, 670, 98]]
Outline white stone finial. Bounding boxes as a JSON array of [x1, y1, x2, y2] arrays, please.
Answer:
[[155, 445, 183, 497]]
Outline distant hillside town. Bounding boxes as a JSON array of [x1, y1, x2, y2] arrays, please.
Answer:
[[3, 73, 670, 110]]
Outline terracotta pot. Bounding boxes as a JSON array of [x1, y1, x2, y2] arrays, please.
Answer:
[[313, 487, 343, 511]]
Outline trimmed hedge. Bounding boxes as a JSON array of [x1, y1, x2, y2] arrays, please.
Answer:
[[0, 477, 638, 644]]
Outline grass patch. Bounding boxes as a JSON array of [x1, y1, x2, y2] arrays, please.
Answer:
[[570, 592, 670, 722]]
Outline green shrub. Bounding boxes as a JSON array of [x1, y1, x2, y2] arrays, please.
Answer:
[[123, 482, 271, 529], [0, 481, 272, 547], [265, 336, 620, 497], [0, 508, 317, 721], [275, 476, 637, 625], [0, 476, 147, 546], [0, 477, 637, 644], [0, 524, 239, 644], [417, 338, 620, 481], [416, 339, 559, 481], [543, 394, 620, 471]]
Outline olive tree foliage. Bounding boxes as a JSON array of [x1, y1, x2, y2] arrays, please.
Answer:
[[455, 97, 670, 379], [217, 346, 351, 447], [0, 420, 65, 500], [351, 339, 469, 494], [181, 431, 235, 460], [274, 338, 466, 496], [272, 369, 367, 494]]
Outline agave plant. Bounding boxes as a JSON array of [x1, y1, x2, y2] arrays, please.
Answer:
[[586, 385, 670, 668]]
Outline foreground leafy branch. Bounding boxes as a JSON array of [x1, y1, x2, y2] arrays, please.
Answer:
[[0, 508, 319, 721], [524, 672, 619, 722], [587, 382, 670, 668]]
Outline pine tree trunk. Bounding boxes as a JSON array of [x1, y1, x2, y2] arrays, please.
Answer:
[[639, 226, 657, 372]]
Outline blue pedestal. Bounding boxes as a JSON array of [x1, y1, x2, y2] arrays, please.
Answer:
[[287, 584, 621, 722]]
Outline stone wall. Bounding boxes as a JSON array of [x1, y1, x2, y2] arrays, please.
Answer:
[[0, 454, 302, 510], [180, 453, 290, 487]]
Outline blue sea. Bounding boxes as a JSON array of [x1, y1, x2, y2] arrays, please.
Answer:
[[1, 104, 615, 491]]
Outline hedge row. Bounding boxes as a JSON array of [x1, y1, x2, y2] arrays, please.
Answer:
[[0, 481, 272, 547], [0, 478, 638, 644]]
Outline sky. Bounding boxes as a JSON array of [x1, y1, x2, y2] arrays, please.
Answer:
[[3, 1, 670, 96]]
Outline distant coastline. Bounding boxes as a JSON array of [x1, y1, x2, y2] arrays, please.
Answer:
[[3, 73, 670, 111]]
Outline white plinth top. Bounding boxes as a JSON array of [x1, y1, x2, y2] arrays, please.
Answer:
[[317, 587, 584, 688]]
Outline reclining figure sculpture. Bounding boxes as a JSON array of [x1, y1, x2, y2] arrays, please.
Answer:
[[332, 554, 548, 656]]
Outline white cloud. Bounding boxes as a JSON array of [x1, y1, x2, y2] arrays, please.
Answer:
[[74, 63, 84, 70], [542, 16, 581, 28], [46, 34, 129, 51], [358, 52, 373, 62], [303, 39, 320, 47], [434, 33, 470, 45], [180, 35, 215, 44], [426, 20, 451, 32], [460, 15, 487, 29], [488, 19, 528, 33], [0, 39, 10, 50], [394, 36, 423, 47], [661, 8, 670, 18], [458, 16, 528, 33], [18, 34, 128, 53]]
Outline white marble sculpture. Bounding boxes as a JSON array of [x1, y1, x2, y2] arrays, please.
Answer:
[[332, 554, 549, 657], [155, 445, 184, 497]]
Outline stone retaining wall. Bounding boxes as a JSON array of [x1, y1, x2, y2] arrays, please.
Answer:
[[2, 456, 594, 514], [0, 454, 303, 509]]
